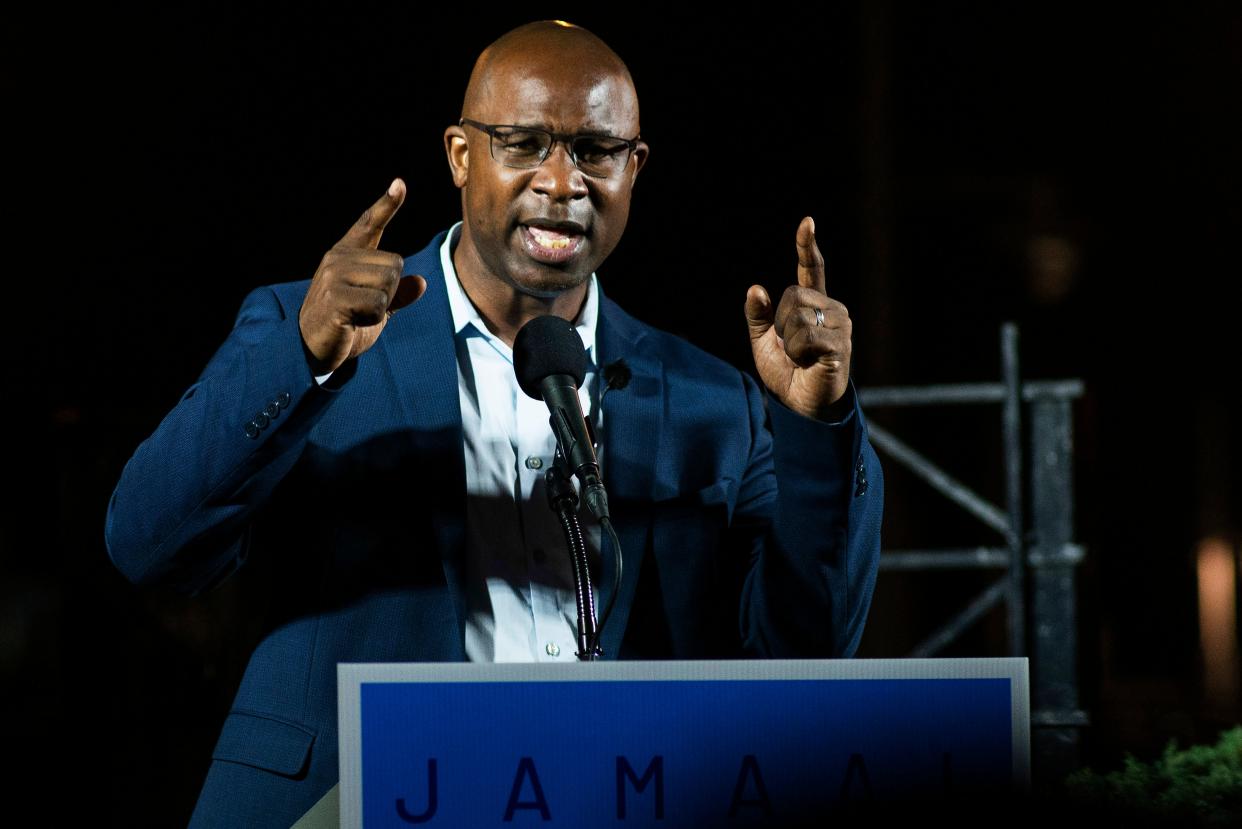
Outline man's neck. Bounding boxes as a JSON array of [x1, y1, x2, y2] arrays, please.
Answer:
[[451, 231, 589, 348]]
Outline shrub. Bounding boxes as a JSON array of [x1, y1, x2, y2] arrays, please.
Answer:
[[1064, 726, 1242, 827]]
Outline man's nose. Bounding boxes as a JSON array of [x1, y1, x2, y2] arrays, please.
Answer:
[[530, 140, 589, 201]]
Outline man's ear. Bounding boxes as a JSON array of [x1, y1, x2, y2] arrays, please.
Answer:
[[445, 125, 469, 188], [631, 140, 649, 178]]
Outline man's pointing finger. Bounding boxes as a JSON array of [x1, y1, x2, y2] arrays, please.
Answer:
[[336, 178, 407, 250], [795, 216, 826, 294]]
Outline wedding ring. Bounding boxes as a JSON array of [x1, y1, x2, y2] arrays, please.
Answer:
[[814, 308, 825, 327]]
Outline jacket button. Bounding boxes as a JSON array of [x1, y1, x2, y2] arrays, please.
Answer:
[[855, 479, 869, 497], [276, 391, 292, 409], [263, 401, 280, 419], [244, 421, 261, 439], [254, 412, 270, 429]]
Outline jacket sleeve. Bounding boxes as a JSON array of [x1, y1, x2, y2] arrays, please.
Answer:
[[104, 284, 344, 594], [735, 373, 884, 657]]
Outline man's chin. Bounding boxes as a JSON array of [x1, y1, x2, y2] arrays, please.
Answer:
[[505, 264, 592, 299]]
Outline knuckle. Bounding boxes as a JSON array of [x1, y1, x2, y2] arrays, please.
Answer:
[[352, 297, 385, 326], [776, 310, 801, 335], [365, 290, 387, 316]]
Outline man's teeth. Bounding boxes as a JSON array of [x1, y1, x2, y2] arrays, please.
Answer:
[[527, 225, 578, 249]]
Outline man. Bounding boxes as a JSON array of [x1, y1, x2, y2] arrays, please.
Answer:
[[106, 20, 883, 827]]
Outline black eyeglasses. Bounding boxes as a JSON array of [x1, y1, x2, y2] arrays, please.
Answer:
[[459, 118, 641, 179]]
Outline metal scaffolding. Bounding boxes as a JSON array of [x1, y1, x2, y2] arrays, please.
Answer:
[[859, 323, 1087, 784]]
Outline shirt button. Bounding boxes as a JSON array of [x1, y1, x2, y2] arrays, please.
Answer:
[[525, 456, 544, 470], [545, 642, 561, 657]]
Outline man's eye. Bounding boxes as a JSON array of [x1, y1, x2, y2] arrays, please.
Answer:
[[500, 134, 544, 154], [576, 140, 623, 163]]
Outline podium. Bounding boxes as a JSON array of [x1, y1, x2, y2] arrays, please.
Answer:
[[339, 659, 1028, 827]]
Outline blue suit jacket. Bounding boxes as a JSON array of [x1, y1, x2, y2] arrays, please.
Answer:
[[106, 228, 884, 827]]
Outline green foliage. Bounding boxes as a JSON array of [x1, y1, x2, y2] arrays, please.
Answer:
[[1065, 726, 1242, 826]]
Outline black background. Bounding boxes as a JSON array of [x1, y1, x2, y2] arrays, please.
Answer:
[[5, 3, 1240, 823]]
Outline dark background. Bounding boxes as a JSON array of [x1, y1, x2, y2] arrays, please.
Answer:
[[5, 3, 1239, 823]]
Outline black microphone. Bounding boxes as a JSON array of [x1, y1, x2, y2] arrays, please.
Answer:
[[602, 359, 631, 392], [514, 315, 610, 521]]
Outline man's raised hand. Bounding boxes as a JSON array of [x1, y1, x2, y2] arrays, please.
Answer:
[[298, 179, 428, 375], [744, 216, 853, 421]]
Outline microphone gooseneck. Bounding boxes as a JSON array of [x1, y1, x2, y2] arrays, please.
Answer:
[[515, 315, 622, 658]]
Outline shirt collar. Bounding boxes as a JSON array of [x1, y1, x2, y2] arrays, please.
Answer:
[[440, 220, 599, 364]]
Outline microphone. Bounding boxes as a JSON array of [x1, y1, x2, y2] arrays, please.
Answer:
[[602, 359, 631, 392], [513, 315, 610, 521]]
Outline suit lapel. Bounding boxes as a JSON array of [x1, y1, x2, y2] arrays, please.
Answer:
[[596, 295, 664, 659], [378, 231, 469, 654]]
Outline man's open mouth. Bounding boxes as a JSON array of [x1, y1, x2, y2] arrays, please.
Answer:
[[520, 222, 587, 264]]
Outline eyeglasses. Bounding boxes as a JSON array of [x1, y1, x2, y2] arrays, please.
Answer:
[[459, 118, 641, 179]]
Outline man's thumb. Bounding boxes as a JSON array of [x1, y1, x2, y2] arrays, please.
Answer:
[[388, 274, 427, 314], [744, 284, 774, 342]]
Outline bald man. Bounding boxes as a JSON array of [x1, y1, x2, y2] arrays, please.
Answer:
[[106, 20, 883, 828]]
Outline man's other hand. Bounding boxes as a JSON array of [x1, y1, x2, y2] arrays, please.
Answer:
[[744, 216, 853, 421], [299, 178, 428, 375]]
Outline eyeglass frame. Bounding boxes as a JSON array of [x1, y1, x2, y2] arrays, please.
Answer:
[[458, 118, 643, 178]]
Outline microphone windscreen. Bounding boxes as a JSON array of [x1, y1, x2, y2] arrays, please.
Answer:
[[513, 315, 587, 400], [603, 359, 632, 391]]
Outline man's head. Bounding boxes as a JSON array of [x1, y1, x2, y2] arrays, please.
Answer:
[[444, 21, 647, 299]]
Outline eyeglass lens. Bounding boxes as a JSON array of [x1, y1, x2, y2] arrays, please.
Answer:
[[492, 128, 631, 177]]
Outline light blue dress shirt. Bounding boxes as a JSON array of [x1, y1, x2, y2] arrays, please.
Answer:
[[440, 222, 602, 662]]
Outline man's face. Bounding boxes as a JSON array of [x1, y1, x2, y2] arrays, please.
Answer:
[[448, 60, 647, 298]]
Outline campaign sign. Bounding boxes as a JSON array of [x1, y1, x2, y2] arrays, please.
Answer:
[[339, 659, 1028, 827]]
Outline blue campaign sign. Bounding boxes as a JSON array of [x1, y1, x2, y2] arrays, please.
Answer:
[[338, 659, 1028, 827]]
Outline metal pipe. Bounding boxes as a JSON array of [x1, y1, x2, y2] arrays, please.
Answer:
[[909, 578, 1010, 658], [867, 422, 1011, 536], [860, 379, 1083, 407], [880, 548, 1012, 570], [1001, 322, 1026, 657]]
